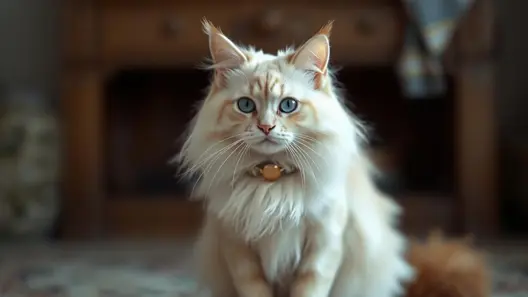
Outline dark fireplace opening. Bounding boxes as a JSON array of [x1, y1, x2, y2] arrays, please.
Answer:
[[103, 67, 454, 200], [104, 68, 208, 199]]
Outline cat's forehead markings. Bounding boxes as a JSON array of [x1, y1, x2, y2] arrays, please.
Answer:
[[263, 72, 271, 100], [250, 77, 262, 97], [249, 65, 284, 100]]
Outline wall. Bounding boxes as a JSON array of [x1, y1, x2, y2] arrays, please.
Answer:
[[495, 0, 528, 233], [496, 0, 528, 136], [0, 0, 59, 95]]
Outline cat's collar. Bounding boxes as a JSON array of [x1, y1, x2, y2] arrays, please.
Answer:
[[248, 161, 298, 182]]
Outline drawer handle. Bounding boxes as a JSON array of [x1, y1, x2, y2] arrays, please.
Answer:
[[161, 18, 182, 37]]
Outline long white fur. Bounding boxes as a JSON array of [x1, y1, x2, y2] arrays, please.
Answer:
[[178, 22, 414, 297]]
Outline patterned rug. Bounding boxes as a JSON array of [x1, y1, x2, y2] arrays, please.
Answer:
[[0, 241, 527, 297]]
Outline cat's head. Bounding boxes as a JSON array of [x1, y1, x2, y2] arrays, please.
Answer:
[[179, 19, 364, 191]]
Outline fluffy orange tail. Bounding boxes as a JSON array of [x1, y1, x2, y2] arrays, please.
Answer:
[[405, 232, 492, 297]]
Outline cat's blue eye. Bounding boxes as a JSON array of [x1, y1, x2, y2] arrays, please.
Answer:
[[236, 97, 256, 113], [279, 97, 299, 113]]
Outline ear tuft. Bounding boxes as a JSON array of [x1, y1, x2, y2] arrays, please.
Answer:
[[201, 17, 221, 36], [289, 21, 332, 74], [316, 20, 334, 38], [288, 21, 333, 90], [202, 18, 247, 86]]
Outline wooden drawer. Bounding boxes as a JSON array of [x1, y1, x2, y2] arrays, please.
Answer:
[[101, 4, 404, 66]]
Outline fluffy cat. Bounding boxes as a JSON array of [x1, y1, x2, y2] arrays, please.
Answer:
[[177, 19, 490, 297]]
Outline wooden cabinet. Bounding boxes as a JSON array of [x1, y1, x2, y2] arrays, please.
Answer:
[[99, 4, 403, 66], [60, 0, 499, 239]]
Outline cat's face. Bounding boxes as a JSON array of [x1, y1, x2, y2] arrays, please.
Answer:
[[179, 20, 362, 188]]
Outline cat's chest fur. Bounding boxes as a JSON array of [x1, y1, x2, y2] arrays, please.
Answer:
[[253, 222, 307, 286]]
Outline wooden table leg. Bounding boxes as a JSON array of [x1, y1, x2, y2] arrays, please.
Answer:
[[60, 68, 105, 239], [455, 63, 498, 238]]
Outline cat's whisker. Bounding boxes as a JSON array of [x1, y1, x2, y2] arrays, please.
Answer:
[[293, 146, 312, 188], [293, 138, 328, 166], [286, 143, 306, 188], [194, 148, 237, 198], [290, 143, 318, 188], [194, 143, 237, 182], [292, 142, 321, 189], [189, 146, 231, 199], [190, 139, 244, 197], [231, 143, 249, 188], [293, 139, 328, 185], [207, 140, 246, 194], [182, 137, 234, 175], [182, 133, 246, 176], [294, 133, 318, 140], [284, 145, 297, 179], [201, 139, 244, 179], [293, 133, 321, 143], [294, 133, 329, 150], [293, 140, 321, 173], [182, 133, 246, 172]]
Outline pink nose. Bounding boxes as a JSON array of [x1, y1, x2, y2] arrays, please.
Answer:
[[257, 124, 276, 135]]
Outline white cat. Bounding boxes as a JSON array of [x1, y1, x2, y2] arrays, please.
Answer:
[[177, 19, 414, 297]]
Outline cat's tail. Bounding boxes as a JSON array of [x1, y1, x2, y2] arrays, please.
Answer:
[[404, 231, 492, 297]]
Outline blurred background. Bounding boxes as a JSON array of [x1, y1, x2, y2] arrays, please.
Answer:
[[0, 0, 527, 296]]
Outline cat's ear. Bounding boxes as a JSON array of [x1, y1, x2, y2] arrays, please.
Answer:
[[289, 21, 333, 89], [202, 18, 247, 87]]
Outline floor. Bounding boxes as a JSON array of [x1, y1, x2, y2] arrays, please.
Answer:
[[0, 241, 527, 297]]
